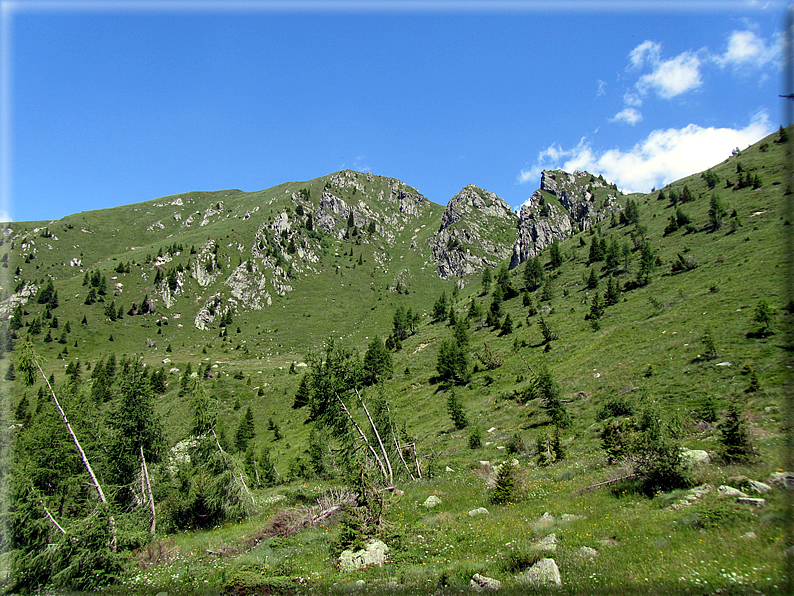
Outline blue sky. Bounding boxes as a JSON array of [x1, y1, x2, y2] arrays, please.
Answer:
[[1, 0, 787, 223]]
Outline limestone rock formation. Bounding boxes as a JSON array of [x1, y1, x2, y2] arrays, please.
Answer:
[[510, 169, 622, 269], [429, 185, 518, 279]]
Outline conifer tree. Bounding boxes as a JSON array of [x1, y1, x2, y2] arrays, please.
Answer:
[[588, 236, 604, 263], [432, 291, 448, 323], [586, 268, 598, 289], [605, 275, 620, 306], [708, 193, 727, 231], [548, 239, 563, 269], [719, 400, 755, 462], [437, 338, 469, 384], [235, 406, 256, 452], [481, 266, 492, 294], [363, 335, 393, 385], [446, 389, 468, 429], [523, 256, 544, 292]]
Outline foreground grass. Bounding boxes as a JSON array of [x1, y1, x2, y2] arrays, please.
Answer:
[[95, 452, 787, 596]]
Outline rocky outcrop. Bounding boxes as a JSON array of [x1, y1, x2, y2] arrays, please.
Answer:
[[191, 240, 224, 288], [0, 282, 37, 320], [194, 293, 236, 331], [510, 169, 622, 269], [225, 262, 272, 310], [430, 185, 518, 279]]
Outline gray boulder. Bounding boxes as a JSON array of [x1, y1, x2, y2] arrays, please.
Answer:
[[423, 495, 441, 508], [578, 546, 599, 558], [470, 573, 501, 592], [747, 479, 772, 494], [468, 507, 489, 517], [767, 472, 794, 489], [718, 485, 748, 498], [519, 558, 562, 587], [338, 540, 389, 573], [534, 533, 557, 552], [736, 497, 766, 508], [681, 449, 711, 466]]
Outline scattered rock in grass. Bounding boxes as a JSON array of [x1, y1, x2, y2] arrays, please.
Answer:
[[560, 513, 585, 522], [747, 479, 772, 494], [767, 472, 794, 489], [718, 485, 748, 498], [354, 580, 366, 590], [741, 532, 758, 540], [479, 461, 491, 467], [578, 546, 599, 558], [423, 495, 441, 508], [680, 449, 711, 466], [736, 497, 765, 508], [470, 574, 501, 592], [534, 533, 557, 552], [599, 538, 620, 547], [536, 512, 556, 526], [518, 558, 562, 587], [670, 484, 713, 510], [468, 507, 489, 517], [445, 466, 455, 472], [487, 427, 497, 433], [338, 540, 389, 573]]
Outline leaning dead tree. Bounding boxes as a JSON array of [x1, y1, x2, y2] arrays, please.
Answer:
[[17, 342, 117, 551]]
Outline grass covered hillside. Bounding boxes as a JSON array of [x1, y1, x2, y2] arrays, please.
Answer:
[[1, 127, 792, 595]]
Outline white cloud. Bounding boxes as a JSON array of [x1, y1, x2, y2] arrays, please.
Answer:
[[610, 107, 643, 125], [0, 211, 11, 223], [636, 51, 702, 99], [518, 112, 772, 197], [628, 40, 660, 69], [714, 30, 780, 70]]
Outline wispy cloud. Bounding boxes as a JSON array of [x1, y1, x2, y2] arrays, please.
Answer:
[[596, 79, 607, 97], [610, 107, 643, 125], [518, 111, 771, 195]]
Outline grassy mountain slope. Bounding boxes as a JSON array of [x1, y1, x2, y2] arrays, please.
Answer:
[[2, 128, 791, 594]]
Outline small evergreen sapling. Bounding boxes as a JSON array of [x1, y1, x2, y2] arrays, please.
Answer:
[[490, 462, 518, 505], [447, 389, 468, 430], [468, 424, 483, 449], [719, 400, 755, 463]]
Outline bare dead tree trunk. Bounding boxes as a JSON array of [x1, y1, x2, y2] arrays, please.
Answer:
[[355, 388, 393, 485], [518, 352, 538, 380], [140, 444, 156, 537], [384, 399, 415, 481], [36, 357, 117, 551], [38, 496, 65, 535], [334, 392, 388, 480], [211, 429, 255, 506]]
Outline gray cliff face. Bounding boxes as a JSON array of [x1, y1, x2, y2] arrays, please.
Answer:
[[510, 193, 573, 268], [430, 185, 518, 280], [510, 170, 622, 269]]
